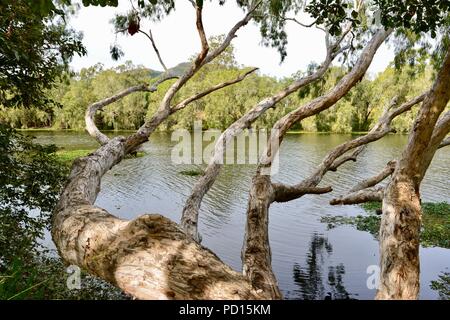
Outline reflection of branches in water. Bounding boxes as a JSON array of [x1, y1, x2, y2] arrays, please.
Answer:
[[430, 272, 450, 300], [292, 233, 352, 300]]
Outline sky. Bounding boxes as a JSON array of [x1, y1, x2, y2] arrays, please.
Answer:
[[69, 0, 395, 78]]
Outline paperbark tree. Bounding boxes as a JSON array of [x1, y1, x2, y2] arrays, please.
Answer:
[[330, 47, 450, 300], [238, 28, 392, 297], [50, 0, 449, 300], [52, 2, 276, 300]]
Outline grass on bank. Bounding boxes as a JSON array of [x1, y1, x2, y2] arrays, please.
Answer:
[[321, 201, 450, 249], [55, 149, 146, 165], [178, 168, 204, 176]]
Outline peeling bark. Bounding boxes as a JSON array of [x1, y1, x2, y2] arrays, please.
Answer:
[[52, 5, 275, 300], [241, 28, 392, 298], [376, 47, 450, 300], [375, 175, 421, 300], [242, 174, 282, 299]]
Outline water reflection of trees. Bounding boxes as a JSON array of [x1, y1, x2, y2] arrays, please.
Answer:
[[292, 233, 353, 300]]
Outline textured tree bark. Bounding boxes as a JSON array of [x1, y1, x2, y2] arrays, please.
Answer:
[[52, 139, 266, 299], [241, 28, 392, 299], [376, 47, 450, 300], [375, 175, 421, 300], [51, 5, 277, 300], [242, 173, 282, 299]]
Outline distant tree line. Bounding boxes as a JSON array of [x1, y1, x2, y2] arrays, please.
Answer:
[[0, 39, 434, 134]]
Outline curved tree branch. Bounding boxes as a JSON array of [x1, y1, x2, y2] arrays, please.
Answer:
[[350, 160, 396, 193], [272, 184, 332, 203], [86, 84, 152, 145], [138, 29, 168, 72], [201, 1, 261, 66], [272, 90, 427, 204], [328, 146, 365, 172], [171, 67, 258, 113], [329, 186, 384, 205], [181, 24, 352, 242], [53, 3, 272, 300], [85, 74, 178, 145]]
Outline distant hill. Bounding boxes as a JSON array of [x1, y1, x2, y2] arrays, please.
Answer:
[[148, 62, 190, 78], [168, 62, 191, 76]]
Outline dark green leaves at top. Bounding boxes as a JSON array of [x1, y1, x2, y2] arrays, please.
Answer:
[[373, 0, 450, 36], [81, 0, 119, 7], [0, 1, 86, 108]]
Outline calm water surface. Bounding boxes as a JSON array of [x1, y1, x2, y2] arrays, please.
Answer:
[[31, 130, 450, 300]]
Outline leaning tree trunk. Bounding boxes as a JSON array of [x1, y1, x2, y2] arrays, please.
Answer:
[[50, 4, 277, 299], [375, 174, 421, 299], [375, 46, 450, 300], [241, 28, 391, 296], [52, 138, 268, 300], [242, 173, 282, 299]]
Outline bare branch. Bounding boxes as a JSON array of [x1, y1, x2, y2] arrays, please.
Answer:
[[201, 1, 261, 66], [271, 90, 425, 203], [350, 160, 396, 193], [86, 84, 155, 145], [85, 74, 178, 145], [138, 29, 168, 72], [283, 16, 317, 28], [327, 93, 430, 206], [194, 3, 209, 66], [273, 184, 332, 203], [330, 186, 384, 205], [171, 68, 258, 113], [329, 146, 365, 172], [181, 23, 350, 242]]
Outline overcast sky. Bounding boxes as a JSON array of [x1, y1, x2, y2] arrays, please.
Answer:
[[69, 0, 394, 78]]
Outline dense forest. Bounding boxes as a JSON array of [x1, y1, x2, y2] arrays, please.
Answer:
[[0, 41, 433, 133]]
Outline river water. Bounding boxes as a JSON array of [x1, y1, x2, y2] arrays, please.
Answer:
[[30, 130, 450, 300]]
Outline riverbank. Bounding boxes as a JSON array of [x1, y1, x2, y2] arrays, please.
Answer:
[[18, 128, 387, 135], [55, 149, 146, 165], [321, 202, 450, 249]]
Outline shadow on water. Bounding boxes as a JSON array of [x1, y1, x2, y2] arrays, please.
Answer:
[[290, 233, 354, 300]]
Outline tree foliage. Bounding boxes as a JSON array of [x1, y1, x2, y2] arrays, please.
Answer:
[[0, 48, 436, 134], [0, 0, 86, 108]]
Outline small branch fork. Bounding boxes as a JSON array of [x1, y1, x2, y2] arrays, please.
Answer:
[[330, 98, 450, 207]]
